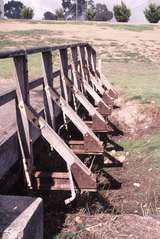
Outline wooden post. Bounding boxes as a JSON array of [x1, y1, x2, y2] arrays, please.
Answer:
[[91, 47, 97, 73], [14, 55, 33, 188], [71, 46, 80, 89], [59, 48, 70, 103], [41, 51, 55, 129], [79, 45, 88, 84], [86, 45, 93, 71]]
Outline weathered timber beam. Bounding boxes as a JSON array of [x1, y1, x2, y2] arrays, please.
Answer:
[[0, 43, 89, 59]]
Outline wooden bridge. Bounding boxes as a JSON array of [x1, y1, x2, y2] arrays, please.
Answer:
[[0, 42, 118, 204]]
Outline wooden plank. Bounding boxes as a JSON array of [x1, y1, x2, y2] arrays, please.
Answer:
[[86, 45, 92, 71], [0, 108, 44, 185], [0, 43, 89, 59], [14, 55, 33, 188], [71, 46, 78, 70], [0, 89, 16, 107], [59, 48, 69, 101], [41, 51, 55, 129], [79, 45, 88, 84]]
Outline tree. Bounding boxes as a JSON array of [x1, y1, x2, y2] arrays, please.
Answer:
[[96, 3, 113, 21], [21, 7, 34, 19], [4, 0, 25, 19], [86, 0, 96, 20], [44, 11, 57, 20], [62, 0, 87, 20], [86, 7, 96, 21], [55, 8, 64, 20], [113, 1, 131, 22], [144, 3, 160, 23], [88, 0, 95, 9]]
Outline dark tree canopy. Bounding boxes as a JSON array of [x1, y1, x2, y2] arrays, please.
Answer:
[[62, 0, 87, 20], [44, 11, 57, 20], [96, 3, 113, 21], [4, 0, 25, 19]]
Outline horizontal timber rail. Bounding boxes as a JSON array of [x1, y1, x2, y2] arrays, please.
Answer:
[[0, 43, 90, 59]]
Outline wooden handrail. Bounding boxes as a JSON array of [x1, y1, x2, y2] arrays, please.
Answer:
[[0, 43, 89, 59]]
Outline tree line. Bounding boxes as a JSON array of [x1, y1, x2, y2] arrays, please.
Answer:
[[3, 0, 160, 24]]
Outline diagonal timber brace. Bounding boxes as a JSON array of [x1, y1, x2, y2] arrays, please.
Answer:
[[73, 87, 110, 132], [86, 46, 118, 100], [41, 51, 104, 154], [82, 45, 118, 104], [58, 50, 110, 132], [24, 104, 97, 191], [62, 76, 110, 132], [48, 87, 104, 154], [72, 47, 113, 115]]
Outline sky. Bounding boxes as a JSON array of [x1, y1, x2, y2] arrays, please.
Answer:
[[3, 0, 160, 22]]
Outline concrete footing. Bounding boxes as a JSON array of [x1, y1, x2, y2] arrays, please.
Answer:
[[0, 195, 43, 239]]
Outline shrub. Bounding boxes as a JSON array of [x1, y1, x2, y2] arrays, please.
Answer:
[[44, 11, 57, 20], [86, 7, 96, 21], [21, 7, 34, 19], [144, 3, 160, 23], [113, 1, 131, 22], [96, 3, 113, 21]]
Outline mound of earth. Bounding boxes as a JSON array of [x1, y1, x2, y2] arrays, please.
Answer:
[[110, 96, 160, 138]]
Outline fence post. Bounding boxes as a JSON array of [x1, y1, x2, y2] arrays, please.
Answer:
[[14, 55, 33, 188], [41, 50, 55, 129]]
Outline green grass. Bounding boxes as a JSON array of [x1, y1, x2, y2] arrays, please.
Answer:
[[106, 24, 154, 32], [116, 72, 160, 104], [0, 51, 64, 80], [0, 58, 13, 79], [0, 55, 42, 80], [104, 62, 160, 105], [120, 133, 160, 169], [3, 19, 156, 32]]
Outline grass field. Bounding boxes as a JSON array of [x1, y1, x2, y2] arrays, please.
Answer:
[[1, 20, 160, 103], [0, 20, 160, 239]]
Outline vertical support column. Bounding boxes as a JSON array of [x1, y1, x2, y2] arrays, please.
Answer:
[[59, 48, 70, 103], [71, 46, 81, 111], [90, 46, 103, 86], [41, 50, 55, 129], [86, 45, 93, 72], [14, 55, 33, 188], [71, 46, 81, 89], [91, 47, 97, 74], [79, 45, 88, 84]]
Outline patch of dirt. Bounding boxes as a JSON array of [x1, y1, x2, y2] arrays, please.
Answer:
[[60, 214, 160, 239]]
